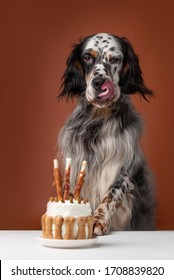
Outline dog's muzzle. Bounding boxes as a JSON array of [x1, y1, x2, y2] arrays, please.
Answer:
[[92, 77, 115, 101]]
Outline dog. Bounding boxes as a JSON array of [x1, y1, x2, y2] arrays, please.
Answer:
[[57, 33, 155, 235]]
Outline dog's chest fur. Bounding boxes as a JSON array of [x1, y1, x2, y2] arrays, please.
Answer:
[[59, 100, 139, 212]]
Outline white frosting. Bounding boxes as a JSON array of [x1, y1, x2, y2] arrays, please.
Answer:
[[65, 158, 72, 170], [46, 200, 92, 239], [46, 200, 92, 218], [80, 161, 87, 172], [53, 159, 58, 168]]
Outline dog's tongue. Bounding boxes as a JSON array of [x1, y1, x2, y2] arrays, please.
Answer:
[[98, 80, 115, 101]]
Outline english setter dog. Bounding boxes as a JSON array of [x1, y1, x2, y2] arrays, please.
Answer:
[[58, 33, 155, 235]]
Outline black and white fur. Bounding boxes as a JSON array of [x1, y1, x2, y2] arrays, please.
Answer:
[[58, 33, 155, 235]]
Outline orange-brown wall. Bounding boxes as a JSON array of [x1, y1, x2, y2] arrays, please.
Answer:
[[0, 0, 174, 229]]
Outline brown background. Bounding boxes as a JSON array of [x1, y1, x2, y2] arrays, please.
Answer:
[[0, 0, 174, 230]]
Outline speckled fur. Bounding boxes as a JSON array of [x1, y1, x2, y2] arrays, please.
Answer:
[[58, 33, 155, 235]]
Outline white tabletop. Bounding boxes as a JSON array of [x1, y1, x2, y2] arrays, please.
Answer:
[[0, 230, 174, 260]]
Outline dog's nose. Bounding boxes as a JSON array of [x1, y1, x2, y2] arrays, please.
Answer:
[[92, 77, 105, 90]]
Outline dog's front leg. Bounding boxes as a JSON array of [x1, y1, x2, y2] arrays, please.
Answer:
[[93, 172, 135, 236], [93, 194, 116, 236]]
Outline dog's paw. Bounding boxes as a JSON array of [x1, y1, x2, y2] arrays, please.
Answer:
[[93, 221, 110, 236]]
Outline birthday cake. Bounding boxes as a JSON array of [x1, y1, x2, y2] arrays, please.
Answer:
[[41, 159, 94, 240]]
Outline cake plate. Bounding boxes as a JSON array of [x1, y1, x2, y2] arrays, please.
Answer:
[[37, 236, 98, 248]]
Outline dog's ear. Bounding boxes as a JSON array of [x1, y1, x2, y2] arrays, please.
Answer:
[[119, 37, 154, 101], [58, 42, 86, 100]]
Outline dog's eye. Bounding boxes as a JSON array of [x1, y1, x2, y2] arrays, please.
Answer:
[[110, 57, 120, 64], [83, 55, 94, 63]]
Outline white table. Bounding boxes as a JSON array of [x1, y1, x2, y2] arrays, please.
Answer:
[[0, 230, 174, 260]]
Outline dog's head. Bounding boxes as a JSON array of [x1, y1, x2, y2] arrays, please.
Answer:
[[59, 33, 153, 108]]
